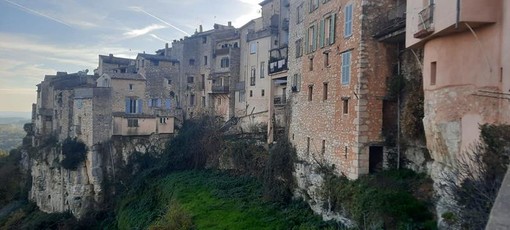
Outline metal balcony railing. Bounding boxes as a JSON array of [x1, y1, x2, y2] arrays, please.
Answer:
[[415, 4, 435, 38], [211, 85, 229, 93], [269, 58, 288, 74]]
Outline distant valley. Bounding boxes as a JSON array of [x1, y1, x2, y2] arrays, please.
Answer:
[[0, 117, 30, 152]]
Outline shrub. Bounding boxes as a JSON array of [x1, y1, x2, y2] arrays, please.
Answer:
[[263, 140, 296, 204], [148, 201, 194, 230], [321, 167, 435, 229], [60, 138, 87, 170], [443, 124, 510, 229]]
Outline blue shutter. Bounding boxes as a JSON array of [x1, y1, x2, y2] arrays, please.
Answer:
[[345, 5, 352, 37], [148, 98, 153, 107], [165, 99, 171, 110], [319, 19, 324, 48], [138, 99, 143, 114], [157, 98, 162, 107], [125, 98, 130, 113]]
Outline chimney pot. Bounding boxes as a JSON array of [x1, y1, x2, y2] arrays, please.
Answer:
[[199, 25, 203, 32], [228, 21, 232, 27]]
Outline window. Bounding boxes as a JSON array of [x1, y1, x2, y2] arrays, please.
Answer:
[[150, 98, 161, 108], [430, 61, 437, 85], [250, 67, 256, 86], [190, 94, 195, 106], [159, 117, 167, 124], [295, 39, 303, 57], [125, 98, 142, 114], [292, 74, 301, 92], [129, 84, 133, 90], [309, 0, 319, 12], [341, 51, 351, 85], [187, 76, 194, 83], [141, 59, 145, 68], [201, 74, 205, 90], [202, 37, 207, 44], [167, 79, 172, 84], [250, 90, 253, 97], [323, 82, 328, 101], [250, 43, 257, 54], [308, 85, 313, 101], [306, 25, 317, 53], [297, 3, 304, 24], [324, 52, 329, 67], [323, 14, 336, 46], [218, 98, 222, 105], [343, 98, 349, 114], [151, 60, 159, 66], [202, 96, 206, 107], [260, 62, 265, 78], [221, 57, 230, 68], [128, 119, 139, 127], [344, 4, 353, 37], [189, 59, 195, 65], [309, 56, 314, 71], [204, 56, 208, 65], [261, 89, 265, 97]]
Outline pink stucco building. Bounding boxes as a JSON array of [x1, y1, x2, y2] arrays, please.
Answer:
[[406, 0, 509, 165]]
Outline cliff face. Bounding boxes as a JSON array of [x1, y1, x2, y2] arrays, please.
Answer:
[[28, 135, 170, 218]]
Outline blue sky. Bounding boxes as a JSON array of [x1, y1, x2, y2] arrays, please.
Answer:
[[0, 0, 261, 112]]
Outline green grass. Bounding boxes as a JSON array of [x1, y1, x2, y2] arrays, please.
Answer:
[[116, 170, 336, 230]]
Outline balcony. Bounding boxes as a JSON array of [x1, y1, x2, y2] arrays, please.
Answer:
[[211, 85, 229, 94], [247, 29, 272, 42], [268, 46, 288, 75], [269, 58, 288, 74], [234, 81, 245, 91], [274, 95, 287, 106], [414, 4, 434, 38], [407, 0, 499, 48]]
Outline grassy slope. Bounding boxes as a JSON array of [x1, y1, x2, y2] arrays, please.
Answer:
[[116, 170, 335, 230]]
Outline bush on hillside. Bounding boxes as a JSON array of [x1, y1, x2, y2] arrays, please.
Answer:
[[61, 138, 87, 170], [320, 167, 435, 229], [443, 124, 510, 229], [263, 140, 297, 204]]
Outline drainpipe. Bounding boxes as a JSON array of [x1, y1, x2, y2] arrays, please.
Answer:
[[397, 44, 402, 170]]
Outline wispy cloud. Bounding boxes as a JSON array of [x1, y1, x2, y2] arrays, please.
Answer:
[[3, 0, 73, 28], [129, 6, 191, 36], [149, 34, 171, 43], [123, 24, 166, 39]]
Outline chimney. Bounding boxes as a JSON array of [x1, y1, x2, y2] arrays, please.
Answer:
[[228, 21, 232, 27], [109, 53, 113, 58], [199, 25, 203, 33], [165, 43, 169, 56]]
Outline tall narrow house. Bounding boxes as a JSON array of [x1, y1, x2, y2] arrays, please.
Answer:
[[289, 0, 402, 179]]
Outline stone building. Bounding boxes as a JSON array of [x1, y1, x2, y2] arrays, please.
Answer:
[[162, 23, 240, 121], [235, 0, 290, 138], [288, 0, 401, 179]]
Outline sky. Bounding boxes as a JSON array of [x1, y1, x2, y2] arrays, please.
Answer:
[[0, 0, 262, 113]]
